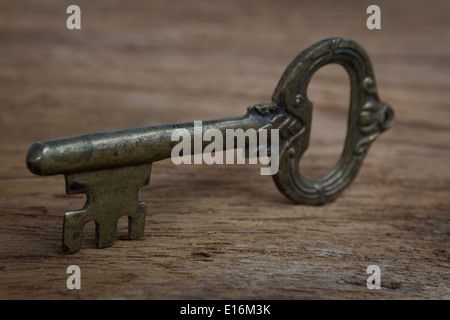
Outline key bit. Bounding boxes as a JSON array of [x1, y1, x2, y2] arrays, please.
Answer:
[[63, 164, 151, 253], [26, 38, 393, 253]]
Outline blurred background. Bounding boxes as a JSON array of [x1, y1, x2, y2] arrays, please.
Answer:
[[1, 0, 448, 177]]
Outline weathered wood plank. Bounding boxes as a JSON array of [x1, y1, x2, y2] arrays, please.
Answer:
[[0, 0, 448, 299]]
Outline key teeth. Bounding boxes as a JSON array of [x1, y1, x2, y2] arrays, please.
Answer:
[[95, 221, 118, 249], [62, 210, 85, 254], [62, 201, 148, 253], [62, 203, 147, 253], [128, 201, 147, 240]]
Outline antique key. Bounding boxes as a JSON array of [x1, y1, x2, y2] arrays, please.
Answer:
[[26, 38, 393, 253]]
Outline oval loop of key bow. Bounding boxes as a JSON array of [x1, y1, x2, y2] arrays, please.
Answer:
[[271, 37, 393, 205]]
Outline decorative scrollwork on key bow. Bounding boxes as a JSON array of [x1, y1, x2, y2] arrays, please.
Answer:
[[264, 38, 394, 205]]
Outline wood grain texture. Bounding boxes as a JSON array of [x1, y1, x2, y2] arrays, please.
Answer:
[[0, 0, 449, 299]]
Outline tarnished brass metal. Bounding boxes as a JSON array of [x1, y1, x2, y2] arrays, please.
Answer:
[[26, 38, 393, 253]]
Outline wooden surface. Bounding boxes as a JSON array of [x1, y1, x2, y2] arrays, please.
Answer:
[[1, 0, 449, 299]]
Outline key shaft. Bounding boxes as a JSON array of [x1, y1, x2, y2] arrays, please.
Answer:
[[27, 110, 268, 176]]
